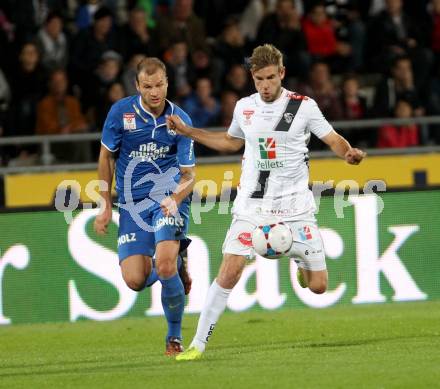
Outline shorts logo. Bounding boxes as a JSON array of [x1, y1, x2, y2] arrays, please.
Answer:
[[123, 113, 136, 130], [118, 233, 136, 246], [238, 232, 253, 247], [156, 217, 184, 229], [298, 226, 313, 241], [259, 137, 276, 159]]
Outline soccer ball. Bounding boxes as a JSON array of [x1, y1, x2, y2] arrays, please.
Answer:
[[251, 222, 293, 259]]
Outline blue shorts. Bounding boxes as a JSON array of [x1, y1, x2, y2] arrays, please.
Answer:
[[117, 199, 191, 262]]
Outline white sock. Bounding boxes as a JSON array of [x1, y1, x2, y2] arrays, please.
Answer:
[[190, 279, 231, 352]]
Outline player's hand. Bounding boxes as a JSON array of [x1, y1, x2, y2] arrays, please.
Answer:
[[166, 115, 190, 136], [160, 195, 179, 217], [345, 148, 366, 165], [94, 208, 112, 235]]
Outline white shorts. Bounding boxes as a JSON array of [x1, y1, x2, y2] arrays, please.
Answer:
[[222, 215, 326, 271]]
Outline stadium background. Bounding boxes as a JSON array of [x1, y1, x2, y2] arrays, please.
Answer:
[[0, 0, 439, 363]]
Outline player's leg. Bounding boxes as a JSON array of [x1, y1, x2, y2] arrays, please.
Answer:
[[153, 200, 192, 355], [177, 218, 252, 361], [297, 267, 328, 294], [120, 255, 153, 291], [155, 239, 186, 354], [178, 246, 192, 295], [184, 253, 246, 356], [118, 206, 156, 290], [289, 221, 328, 294]]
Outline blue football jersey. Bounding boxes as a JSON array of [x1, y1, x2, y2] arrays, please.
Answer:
[[101, 95, 195, 203]]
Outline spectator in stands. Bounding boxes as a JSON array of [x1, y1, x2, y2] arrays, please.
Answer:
[[35, 69, 90, 162], [35, 11, 69, 71], [75, 0, 103, 30], [215, 16, 249, 78], [429, 0, 440, 68], [8, 42, 47, 136], [85, 50, 123, 126], [339, 74, 368, 121], [95, 81, 126, 129], [122, 53, 146, 96], [239, 0, 277, 43], [36, 69, 88, 135], [165, 40, 192, 101], [188, 46, 223, 96], [321, 0, 366, 71], [297, 61, 343, 121], [182, 77, 220, 127], [302, 3, 352, 73], [256, 0, 310, 79], [224, 64, 253, 98], [156, 0, 206, 54], [338, 74, 372, 147], [366, 0, 432, 87], [120, 7, 158, 61], [0, 8, 15, 72], [372, 56, 424, 118], [71, 6, 121, 96], [217, 90, 239, 127], [0, 67, 10, 128], [377, 99, 419, 148]]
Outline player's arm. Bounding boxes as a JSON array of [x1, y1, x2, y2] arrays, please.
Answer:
[[94, 145, 115, 234], [321, 130, 366, 165], [166, 115, 244, 153]]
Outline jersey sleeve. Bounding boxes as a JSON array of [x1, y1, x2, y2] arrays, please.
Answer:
[[305, 99, 334, 139], [227, 105, 245, 139], [101, 104, 122, 152], [176, 113, 195, 167]]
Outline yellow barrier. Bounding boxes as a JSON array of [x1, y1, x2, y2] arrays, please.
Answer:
[[5, 154, 440, 207]]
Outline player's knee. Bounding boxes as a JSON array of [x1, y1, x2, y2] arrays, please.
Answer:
[[156, 259, 176, 279], [308, 280, 327, 294], [123, 274, 145, 291]]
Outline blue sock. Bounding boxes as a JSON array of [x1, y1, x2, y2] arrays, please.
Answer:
[[159, 272, 185, 341]]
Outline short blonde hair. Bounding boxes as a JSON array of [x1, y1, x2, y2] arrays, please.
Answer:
[[249, 44, 283, 72], [136, 57, 167, 81]]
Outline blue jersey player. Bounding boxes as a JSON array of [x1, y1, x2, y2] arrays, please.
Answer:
[[93, 57, 196, 356]]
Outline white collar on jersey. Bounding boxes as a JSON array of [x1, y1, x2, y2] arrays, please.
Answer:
[[137, 96, 175, 124], [136, 96, 175, 137]]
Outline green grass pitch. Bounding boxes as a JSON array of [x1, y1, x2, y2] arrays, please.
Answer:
[[1, 301, 440, 389]]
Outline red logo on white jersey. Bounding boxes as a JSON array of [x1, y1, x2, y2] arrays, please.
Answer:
[[287, 93, 308, 101], [243, 110, 255, 120]]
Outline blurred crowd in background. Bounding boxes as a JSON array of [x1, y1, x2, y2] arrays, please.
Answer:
[[1, 0, 440, 165]]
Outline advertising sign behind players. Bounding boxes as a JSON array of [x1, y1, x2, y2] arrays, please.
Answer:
[[0, 191, 439, 324]]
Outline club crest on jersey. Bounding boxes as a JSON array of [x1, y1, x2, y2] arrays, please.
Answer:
[[284, 112, 294, 124], [123, 113, 136, 130], [259, 137, 276, 159], [167, 127, 177, 136], [243, 109, 254, 124]]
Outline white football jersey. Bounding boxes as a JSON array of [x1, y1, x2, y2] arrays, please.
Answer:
[[228, 88, 333, 219]]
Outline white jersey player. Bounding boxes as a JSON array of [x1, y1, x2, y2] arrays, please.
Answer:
[[167, 44, 365, 361]]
